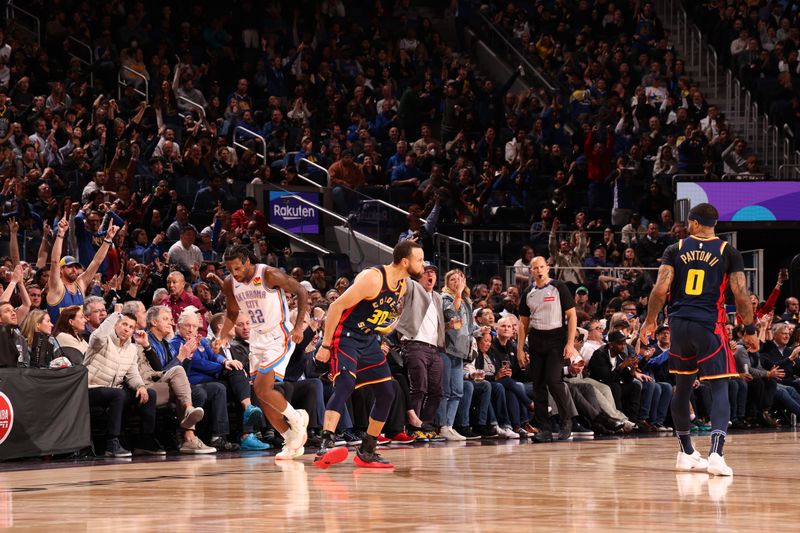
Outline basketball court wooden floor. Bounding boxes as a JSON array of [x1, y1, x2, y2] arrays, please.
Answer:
[[1, 431, 799, 532]]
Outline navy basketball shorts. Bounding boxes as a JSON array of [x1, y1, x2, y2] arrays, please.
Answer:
[[668, 318, 738, 380], [330, 329, 392, 389]]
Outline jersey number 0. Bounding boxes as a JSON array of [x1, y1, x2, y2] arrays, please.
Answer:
[[685, 268, 706, 296]]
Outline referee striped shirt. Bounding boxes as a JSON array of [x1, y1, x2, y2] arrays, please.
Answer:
[[519, 280, 575, 332]]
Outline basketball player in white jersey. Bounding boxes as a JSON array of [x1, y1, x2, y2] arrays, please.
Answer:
[[217, 245, 311, 459]]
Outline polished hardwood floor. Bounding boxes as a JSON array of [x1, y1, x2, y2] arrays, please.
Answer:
[[1, 431, 799, 531]]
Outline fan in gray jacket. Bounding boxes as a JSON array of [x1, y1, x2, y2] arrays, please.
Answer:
[[83, 311, 162, 458], [436, 268, 478, 441], [395, 263, 446, 438]]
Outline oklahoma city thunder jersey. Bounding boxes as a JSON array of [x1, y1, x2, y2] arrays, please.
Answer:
[[340, 266, 405, 335], [232, 264, 291, 335], [662, 236, 744, 327]]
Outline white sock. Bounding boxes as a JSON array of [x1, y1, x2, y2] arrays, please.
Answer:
[[280, 429, 292, 441], [282, 404, 301, 426]]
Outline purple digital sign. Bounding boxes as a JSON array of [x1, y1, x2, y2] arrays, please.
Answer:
[[676, 181, 800, 222], [268, 191, 320, 234]]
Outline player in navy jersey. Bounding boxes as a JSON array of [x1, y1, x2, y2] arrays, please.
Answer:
[[642, 203, 758, 476], [313, 240, 424, 468]]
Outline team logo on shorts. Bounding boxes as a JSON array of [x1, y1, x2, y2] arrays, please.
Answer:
[[253, 277, 262, 287], [0, 392, 14, 445]]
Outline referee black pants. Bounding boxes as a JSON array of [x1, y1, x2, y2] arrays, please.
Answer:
[[528, 329, 577, 428]]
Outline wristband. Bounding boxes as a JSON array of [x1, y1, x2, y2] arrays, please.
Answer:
[[744, 323, 756, 335], [321, 344, 331, 350], [104, 239, 113, 244]]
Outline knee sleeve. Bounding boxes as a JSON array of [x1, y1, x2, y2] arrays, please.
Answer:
[[368, 380, 396, 423], [327, 372, 356, 415]]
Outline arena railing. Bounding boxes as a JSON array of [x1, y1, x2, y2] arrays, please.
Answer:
[[117, 66, 149, 103], [472, 9, 560, 95], [6, 1, 40, 46], [178, 95, 206, 120], [66, 36, 94, 88], [233, 125, 267, 163], [267, 223, 332, 256], [659, 0, 795, 176], [301, 158, 472, 274]]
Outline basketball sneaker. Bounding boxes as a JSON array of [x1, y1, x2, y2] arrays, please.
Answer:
[[675, 450, 709, 471], [707, 453, 733, 476], [377, 434, 392, 445], [314, 434, 349, 469], [276, 440, 305, 460], [287, 409, 309, 450], [353, 449, 394, 469]]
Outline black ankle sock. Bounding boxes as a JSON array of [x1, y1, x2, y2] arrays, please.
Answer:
[[709, 430, 726, 456], [677, 431, 694, 455], [360, 434, 378, 454], [320, 430, 336, 445]]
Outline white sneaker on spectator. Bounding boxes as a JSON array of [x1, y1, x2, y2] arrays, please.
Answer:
[[499, 426, 520, 439], [180, 407, 204, 430], [179, 436, 217, 454], [287, 410, 309, 449], [675, 450, 709, 471], [439, 426, 466, 441], [707, 453, 733, 476], [276, 441, 305, 460]]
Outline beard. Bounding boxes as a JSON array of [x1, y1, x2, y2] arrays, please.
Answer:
[[65, 271, 80, 283]]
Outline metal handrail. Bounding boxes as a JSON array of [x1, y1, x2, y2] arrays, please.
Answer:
[[360, 199, 410, 217], [707, 46, 718, 99], [178, 95, 206, 119], [777, 164, 800, 179], [283, 194, 348, 225], [267, 223, 331, 255], [767, 126, 779, 177], [435, 232, 472, 275], [118, 65, 149, 102], [66, 36, 93, 87], [300, 157, 330, 180], [6, 1, 41, 46], [233, 125, 267, 162], [294, 173, 324, 190], [475, 10, 558, 95]]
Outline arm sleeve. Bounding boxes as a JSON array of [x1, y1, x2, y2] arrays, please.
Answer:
[[556, 281, 575, 310]]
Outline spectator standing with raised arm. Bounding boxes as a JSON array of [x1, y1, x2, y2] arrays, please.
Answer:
[[46, 214, 118, 325]]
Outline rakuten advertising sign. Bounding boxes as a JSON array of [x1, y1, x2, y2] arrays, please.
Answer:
[[268, 191, 320, 234]]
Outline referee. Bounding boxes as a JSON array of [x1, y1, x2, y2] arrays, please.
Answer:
[[518, 256, 579, 442]]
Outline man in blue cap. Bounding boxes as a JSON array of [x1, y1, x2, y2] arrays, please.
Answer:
[[46, 214, 119, 324]]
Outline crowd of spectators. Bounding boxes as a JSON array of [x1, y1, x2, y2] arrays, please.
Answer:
[[482, 0, 765, 187], [688, 0, 800, 143], [0, 0, 796, 458]]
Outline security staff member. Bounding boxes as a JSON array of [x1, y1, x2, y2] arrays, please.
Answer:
[[518, 256, 579, 442]]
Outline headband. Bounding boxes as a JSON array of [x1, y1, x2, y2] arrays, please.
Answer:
[[688, 212, 717, 227]]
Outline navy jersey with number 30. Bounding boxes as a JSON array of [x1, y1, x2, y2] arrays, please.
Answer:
[[662, 236, 744, 327]]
